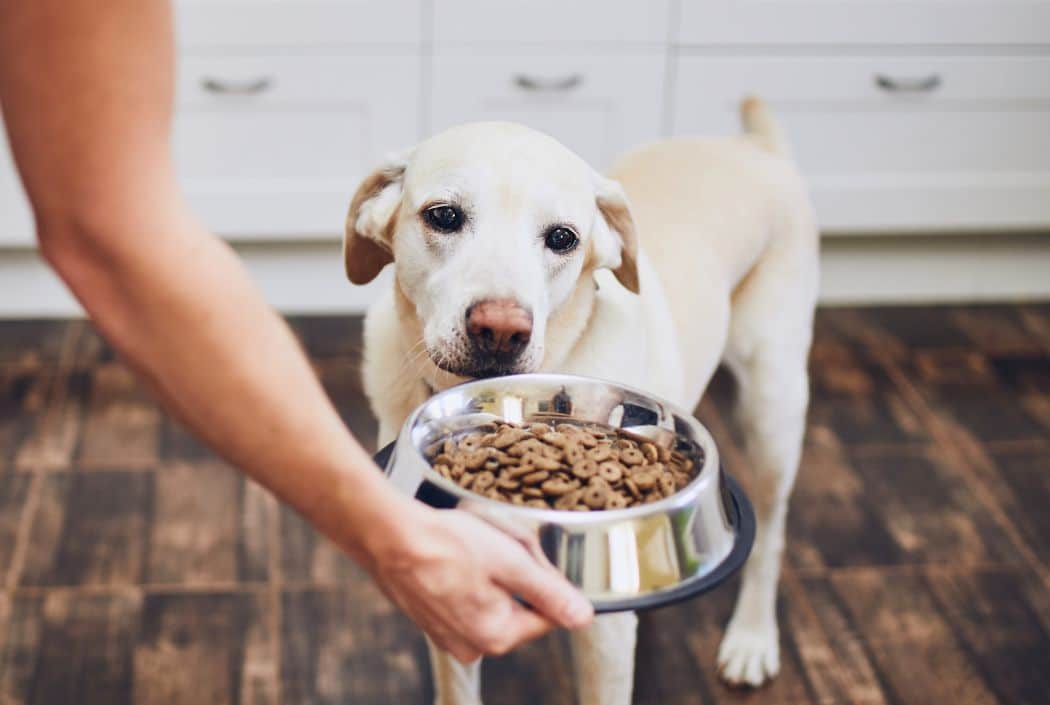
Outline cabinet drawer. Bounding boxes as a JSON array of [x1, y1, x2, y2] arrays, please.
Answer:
[[672, 55, 1050, 232], [678, 0, 1050, 45], [175, 54, 420, 238], [430, 51, 666, 170], [433, 0, 672, 43], [175, 0, 422, 47]]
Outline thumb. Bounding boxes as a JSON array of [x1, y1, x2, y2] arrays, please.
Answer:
[[492, 541, 594, 629]]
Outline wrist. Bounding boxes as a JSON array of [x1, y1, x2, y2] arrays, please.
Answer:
[[357, 494, 433, 573], [313, 449, 431, 570], [261, 429, 431, 574]]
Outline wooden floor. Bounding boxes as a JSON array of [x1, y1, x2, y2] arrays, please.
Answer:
[[0, 304, 1048, 705]]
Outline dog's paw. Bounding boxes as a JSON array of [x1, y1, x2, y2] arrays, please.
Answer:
[[717, 618, 780, 688]]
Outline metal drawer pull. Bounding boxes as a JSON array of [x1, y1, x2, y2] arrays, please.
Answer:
[[875, 73, 941, 93], [202, 76, 273, 95], [513, 73, 584, 92]]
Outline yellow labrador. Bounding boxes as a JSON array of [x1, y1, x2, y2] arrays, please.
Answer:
[[345, 97, 818, 704]]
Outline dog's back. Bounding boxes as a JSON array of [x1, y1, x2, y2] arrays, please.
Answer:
[[608, 96, 818, 401], [610, 96, 813, 290]]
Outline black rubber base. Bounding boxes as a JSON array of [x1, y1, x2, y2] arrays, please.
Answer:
[[373, 443, 755, 613]]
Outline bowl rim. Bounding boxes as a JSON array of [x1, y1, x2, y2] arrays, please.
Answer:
[[396, 372, 723, 524]]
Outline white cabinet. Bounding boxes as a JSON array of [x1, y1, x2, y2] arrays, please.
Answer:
[[175, 54, 420, 238], [0, 118, 34, 247], [175, 0, 422, 47], [429, 50, 666, 170], [0, 0, 1047, 252], [679, 0, 1050, 45], [433, 0, 672, 43], [672, 55, 1050, 232]]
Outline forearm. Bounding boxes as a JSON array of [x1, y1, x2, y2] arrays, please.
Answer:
[[0, 0, 411, 565], [43, 207, 411, 564]]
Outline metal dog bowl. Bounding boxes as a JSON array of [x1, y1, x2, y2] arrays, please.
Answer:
[[375, 373, 754, 613]]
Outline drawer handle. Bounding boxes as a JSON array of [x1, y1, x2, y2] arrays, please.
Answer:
[[201, 76, 274, 95], [875, 73, 941, 93], [513, 73, 584, 93]]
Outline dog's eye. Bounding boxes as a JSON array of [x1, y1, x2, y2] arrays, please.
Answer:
[[422, 204, 464, 233], [544, 226, 579, 254]]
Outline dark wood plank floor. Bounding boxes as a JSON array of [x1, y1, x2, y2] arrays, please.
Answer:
[[1, 305, 1048, 705]]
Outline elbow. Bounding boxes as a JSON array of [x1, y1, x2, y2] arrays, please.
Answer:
[[35, 192, 188, 273], [36, 218, 104, 287], [35, 219, 79, 270], [34, 214, 148, 346], [34, 210, 132, 306], [33, 195, 150, 271]]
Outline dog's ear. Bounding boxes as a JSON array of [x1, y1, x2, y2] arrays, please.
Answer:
[[591, 173, 640, 294], [344, 149, 411, 284]]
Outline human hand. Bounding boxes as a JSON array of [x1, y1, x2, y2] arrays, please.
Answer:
[[363, 501, 594, 662]]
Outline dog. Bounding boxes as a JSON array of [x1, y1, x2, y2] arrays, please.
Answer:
[[344, 96, 818, 704]]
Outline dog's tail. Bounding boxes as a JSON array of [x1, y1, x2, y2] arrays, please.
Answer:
[[740, 95, 790, 158]]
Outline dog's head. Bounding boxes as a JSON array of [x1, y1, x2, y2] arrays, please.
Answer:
[[344, 122, 638, 379]]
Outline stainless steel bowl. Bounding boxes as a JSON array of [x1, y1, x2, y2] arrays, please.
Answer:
[[378, 373, 754, 612]]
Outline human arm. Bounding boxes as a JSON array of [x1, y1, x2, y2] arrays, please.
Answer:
[[0, 0, 591, 661]]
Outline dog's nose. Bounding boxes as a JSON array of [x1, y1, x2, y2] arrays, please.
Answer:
[[466, 299, 533, 359]]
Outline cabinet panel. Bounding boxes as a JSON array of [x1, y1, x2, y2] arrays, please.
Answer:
[[433, 0, 672, 43], [175, 54, 420, 238], [430, 51, 666, 170], [672, 55, 1050, 231], [678, 0, 1050, 45], [175, 0, 422, 47]]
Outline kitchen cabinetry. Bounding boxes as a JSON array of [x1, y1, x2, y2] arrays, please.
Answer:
[[429, 50, 665, 170], [673, 55, 1050, 231], [1, 0, 1047, 247], [175, 54, 420, 238]]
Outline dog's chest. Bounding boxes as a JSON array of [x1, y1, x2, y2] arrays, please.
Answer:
[[549, 277, 685, 405]]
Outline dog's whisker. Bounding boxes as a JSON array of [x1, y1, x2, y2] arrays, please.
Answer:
[[382, 337, 429, 394]]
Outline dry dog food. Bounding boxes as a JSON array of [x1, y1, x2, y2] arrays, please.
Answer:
[[425, 419, 699, 510]]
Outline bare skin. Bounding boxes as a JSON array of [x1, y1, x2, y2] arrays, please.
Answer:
[[0, 0, 592, 662]]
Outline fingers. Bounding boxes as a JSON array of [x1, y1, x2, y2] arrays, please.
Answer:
[[491, 542, 594, 630], [424, 594, 552, 661], [407, 604, 483, 663], [437, 635, 482, 665], [374, 508, 591, 662], [474, 511, 553, 569], [467, 600, 557, 659], [502, 603, 558, 647], [451, 648, 482, 665]]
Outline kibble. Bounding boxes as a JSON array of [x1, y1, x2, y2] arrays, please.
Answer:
[[424, 419, 702, 511]]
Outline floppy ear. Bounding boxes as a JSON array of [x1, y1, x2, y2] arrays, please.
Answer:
[[343, 150, 411, 285], [591, 173, 640, 294]]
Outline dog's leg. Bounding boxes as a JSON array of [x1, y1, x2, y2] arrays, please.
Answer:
[[717, 350, 807, 687], [380, 413, 484, 705], [427, 638, 483, 705], [716, 249, 815, 687], [379, 413, 481, 705], [570, 611, 638, 705], [377, 419, 479, 705]]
